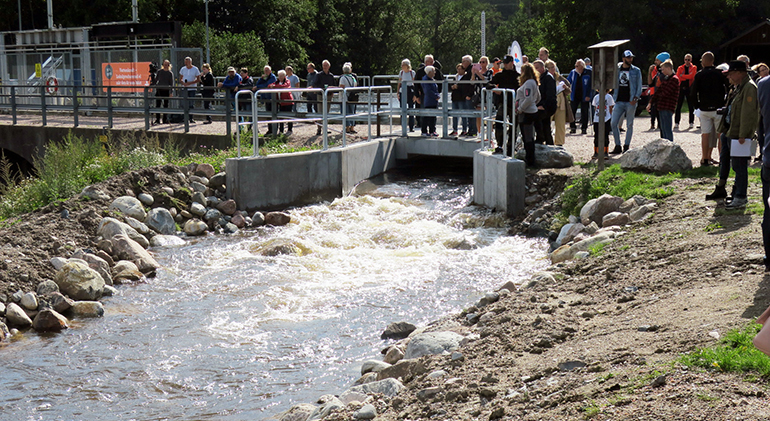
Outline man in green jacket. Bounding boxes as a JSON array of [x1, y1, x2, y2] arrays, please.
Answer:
[[709, 60, 759, 209]]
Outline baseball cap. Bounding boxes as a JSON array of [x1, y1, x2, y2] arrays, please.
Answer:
[[656, 52, 670, 62], [492, 57, 500, 63], [623, 50, 634, 58], [502, 55, 514, 64]]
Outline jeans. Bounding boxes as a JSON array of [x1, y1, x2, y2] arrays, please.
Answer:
[[345, 103, 356, 127], [399, 88, 415, 130], [452, 100, 466, 132], [465, 100, 477, 134], [611, 101, 637, 146], [658, 110, 674, 141], [762, 166, 770, 264]]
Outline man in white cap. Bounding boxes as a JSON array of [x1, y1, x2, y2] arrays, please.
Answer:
[[610, 50, 643, 154]]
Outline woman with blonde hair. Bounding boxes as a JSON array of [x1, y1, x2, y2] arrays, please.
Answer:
[[546, 60, 571, 145], [516, 62, 541, 166]]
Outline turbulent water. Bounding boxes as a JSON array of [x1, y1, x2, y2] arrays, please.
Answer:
[[0, 161, 548, 420]]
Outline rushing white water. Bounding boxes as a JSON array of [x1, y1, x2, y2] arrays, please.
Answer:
[[0, 167, 548, 419]]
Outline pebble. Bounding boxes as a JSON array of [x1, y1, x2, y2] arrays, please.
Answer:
[[354, 404, 377, 419], [428, 369, 447, 378], [137, 193, 154, 206], [451, 351, 464, 361]]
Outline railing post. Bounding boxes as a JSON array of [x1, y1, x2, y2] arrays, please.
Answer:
[[341, 88, 347, 147], [183, 87, 190, 133], [235, 90, 241, 157], [503, 89, 508, 157], [367, 87, 372, 140], [73, 86, 79, 128], [253, 92, 259, 157], [479, 88, 485, 147], [441, 79, 449, 138], [107, 86, 113, 129], [144, 86, 150, 131], [225, 89, 232, 139], [401, 82, 408, 136], [11, 86, 17, 125], [322, 88, 328, 150]]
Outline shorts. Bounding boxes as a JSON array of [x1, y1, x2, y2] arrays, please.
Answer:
[[700, 110, 718, 135]]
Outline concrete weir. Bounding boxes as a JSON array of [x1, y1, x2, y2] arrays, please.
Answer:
[[226, 137, 526, 216]]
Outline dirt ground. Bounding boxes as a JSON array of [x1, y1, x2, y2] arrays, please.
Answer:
[[2, 118, 770, 420]]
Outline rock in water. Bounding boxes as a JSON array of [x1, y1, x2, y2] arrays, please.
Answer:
[[405, 331, 464, 359], [620, 138, 693, 174], [5, 302, 33, 328], [184, 219, 208, 236], [252, 212, 266, 227], [54, 261, 105, 300], [265, 212, 291, 226], [381, 321, 417, 340], [145, 208, 176, 235], [150, 235, 186, 248], [112, 261, 144, 284], [70, 301, 105, 318], [109, 196, 147, 221], [110, 234, 160, 274], [98, 217, 150, 249], [33, 309, 69, 332]]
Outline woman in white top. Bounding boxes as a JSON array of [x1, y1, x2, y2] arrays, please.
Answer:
[[340, 62, 358, 134], [516, 62, 541, 166], [397, 59, 416, 131]]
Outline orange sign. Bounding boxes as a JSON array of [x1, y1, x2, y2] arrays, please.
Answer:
[[102, 62, 152, 92]]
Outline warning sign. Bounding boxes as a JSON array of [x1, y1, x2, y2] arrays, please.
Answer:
[[102, 62, 152, 93], [35, 63, 42, 78]]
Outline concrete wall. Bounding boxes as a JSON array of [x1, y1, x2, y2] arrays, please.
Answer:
[[226, 138, 397, 212], [395, 137, 481, 160], [473, 150, 526, 217]]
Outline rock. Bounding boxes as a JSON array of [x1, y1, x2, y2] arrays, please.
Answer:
[[111, 234, 160, 274], [630, 203, 657, 222], [252, 212, 266, 227], [340, 390, 368, 405], [550, 245, 573, 263], [190, 202, 206, 217], [275, 403, 317, 421], [124, 216, 151, 235], [145, 208, 176, 235], [602, 212, 631, 227], [265, 211, 291, 226], [515, 144, 574, 168], [223, 223, 239, 234], [207, 196, 221, 207], [231, 213, 246, 229], [5, 302, 33, 328], [55, 261, 105, 300], [191, 192, 207, 206], [451, 351, 464, 361], [209, 172, 227, 190], [580, 194, 624, 226], [0, 322, 9, 340], [20, 292, 38, 311], [574, 251, 590, 259], [109, 196, 147, 221], [204, 208, 223, 222], [557, 222, 585, 246], [354, 404, 377, 419], [150, 235, 186, 248], [190, 175, 209, 186], [102, 285, 118, 296], [80, 185, 110, 201], [584, 221, 599, 234], [69, 301, 105, 318], [48, 292, 74, 313], [184, 219, 208, 236], [621, 138, 693, 174], [11, 289, 23, 302], [478, 312, 496, 325], [161, 186, 174, 196], [50, 256, 68, 270], [354, 372, 379, 385], [377, 359, 426, 381], [137, 193, 154, 206], [405, 331, 464, 359], [307, 396, 344, 420], [417, 386, 443, 402], [195, 163, 216, 178], [180, 210, 193, 219], [98, 217, 150, 249], [190, 181, 207, 193], [216, 199, 237, 215], [32, 309, 68, 332], [255, 238, 303, 256], [37, 280, 59, 296], [428, 369, 448, 378], [651, 373, 667, 387], [343, 378, 405, 398], [618, 198, 639, 213], [72, 251, 113, 286], [489, 407, 505, 420], [384, 345, 405, 364], [95, 250, 115, 267], [112, 261, 144, 284], [361, 360, 391, 375], [381, 321, 417, 340], [570, 232, 615, 254]]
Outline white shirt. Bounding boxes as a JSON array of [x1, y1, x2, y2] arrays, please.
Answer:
[[179, 66, 201, 89], [399, 70, 415, 86], [593, 93, 615, 123]]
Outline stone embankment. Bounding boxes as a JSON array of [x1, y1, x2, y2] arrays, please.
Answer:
[[0, 163, 292, 342]]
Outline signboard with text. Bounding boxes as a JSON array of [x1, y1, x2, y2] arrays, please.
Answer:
[[102, 62, 152, 92]]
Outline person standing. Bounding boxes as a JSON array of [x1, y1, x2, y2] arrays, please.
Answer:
[[708, 60, 759, 208], [339, 62, 358, 134], [568, 59, 592, 135], [255, 65, 278, 135], [313, 60, 336, 135], [489, 55, 521, 155], [306, 63, 319, 115], [647, 59, 679, 141], [648, 52, 670, 132], [546, 60, 571, 146], [179, 56, 201, 123], [153, 60, 174, 125], [675, 54, 697, 129], [200, 63, 215, 124], [538, 47, 549, 62], [533, 59, 557, 145], [397, 59, 416, 132], [450, 63, 471, 136], [593, 89, 615, 158], [218, 66, 241, 111], [459, 55, 478, 136], [690, 51, 728, 166], [267, 70, 294, 135], [515, 62, 541, 166], [285, 66, 300, 116], [413, 55, 445, 131], [236, 67, 254, 114], [757, 68, 770, 270], [420, 66, 441, 137], [610, 50, 643, 154]]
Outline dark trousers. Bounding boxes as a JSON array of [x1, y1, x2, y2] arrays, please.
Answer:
[[570, 100, 589, 132], [202, 91, 214, 122], [521, 121, 536, 166], [675, 87, 693, 125], [184, 89, 196, 121], [719, 133, 749, 199], [399, 88, 415, 130], [495, 106, 515, 155], [307, 93, 317, 114], [535, 109, 555, 144], [421, 105, 437, 134], [277, 104, 293, 133], [154, 90, 170, 123], [593, 120, 611, 148], [762, 166, 770, 264]]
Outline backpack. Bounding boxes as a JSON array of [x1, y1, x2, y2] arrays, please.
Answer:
[[345, 74, 359, 102]]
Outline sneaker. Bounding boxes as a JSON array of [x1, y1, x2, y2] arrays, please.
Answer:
[[570, 128, 576, 134], [316, 128, 322, 135], [725, 197, 747, 209], [619, 127, 625, 133], [449, 131, 458, 136], [493, 147, 503, 155], [203, 119, 212, 125], [460, 131, 468, 136], [700, 159, 711, 167], [689, 123, 694, 129], [421, 132, 429, 137], [286, 130, 293, 136], [189, 119, 196, 123], [610, 145, 622, 154], [430, 132, 439, 137], [623, 144, 629, 153], [705, 185, 728, 201], [592, 152, 598, 159], [581, 130, 587, 135]]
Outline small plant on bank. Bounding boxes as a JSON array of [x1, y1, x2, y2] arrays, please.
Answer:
[[704, 221, 723, 232], [582, 400, 601, 418], [588, 242, 606, 257], [679, 323, 770, 378]]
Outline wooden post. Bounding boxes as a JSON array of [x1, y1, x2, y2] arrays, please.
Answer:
[[597, 48, 606, 171]]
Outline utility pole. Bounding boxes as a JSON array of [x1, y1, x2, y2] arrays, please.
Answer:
[[205, 0, 211, 64], [481, 11, 486, 57], [47, 0, 53, 29]]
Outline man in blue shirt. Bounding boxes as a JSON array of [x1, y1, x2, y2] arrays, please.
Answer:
[[610, 50, 643, 154]]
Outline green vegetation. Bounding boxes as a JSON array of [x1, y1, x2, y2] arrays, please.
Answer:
[[588, 242, 607, 257], [679, 324, 770, 378], [704, 221, 723, 232], [582, 400, 601, 418]]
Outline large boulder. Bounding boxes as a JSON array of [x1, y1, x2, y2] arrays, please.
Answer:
[[580, 194, 624, 226], [33, 309, 69, 332], [342, 378, 405, 398], [109, 196, 147, 221], [111, 234, 160, 274], [145, 208, 176, 235], [72, 250, 113, 286], [381, 321, 417, 340], [404, 331, 464, 359], [98, 217, 150, 249], [184, 219, 208, 236], [5, 302, 33, 328], [515, 144, 574, 168], [54, 261, 105, 300], [265, 212, 291, 226], [620, 138, 693, 174]]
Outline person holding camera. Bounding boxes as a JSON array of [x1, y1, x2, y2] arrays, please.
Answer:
[[153, 60, 174, 125], [489, 55, 520, 155]]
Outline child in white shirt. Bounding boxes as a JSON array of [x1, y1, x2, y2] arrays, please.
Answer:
[[592, 90, 615, 158]]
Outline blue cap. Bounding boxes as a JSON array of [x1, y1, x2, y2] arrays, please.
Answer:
[[656, 52, 670, 62]]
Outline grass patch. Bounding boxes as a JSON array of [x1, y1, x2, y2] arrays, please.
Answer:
[[582, 400, 601, 419], [679, 323, 770, 378], [704, 221, 723, 232], [589, 242, 607, 257]]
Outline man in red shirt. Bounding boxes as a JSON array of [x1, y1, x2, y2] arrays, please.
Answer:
[[675, 54, 697, 129]]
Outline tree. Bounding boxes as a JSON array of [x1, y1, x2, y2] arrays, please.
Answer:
[[182, 21, 268, 77]]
